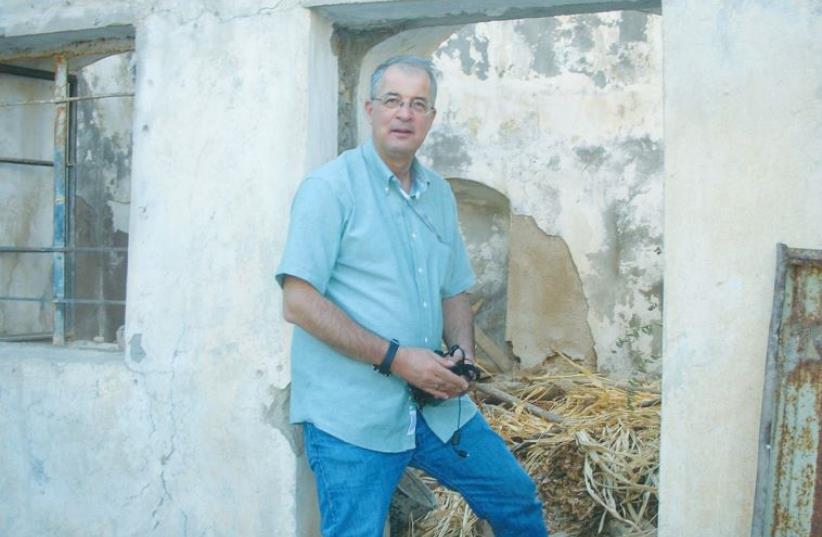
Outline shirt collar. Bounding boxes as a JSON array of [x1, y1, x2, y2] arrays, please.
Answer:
[[363, 138, 430, 198]]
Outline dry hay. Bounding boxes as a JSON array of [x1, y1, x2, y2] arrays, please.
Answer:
[[405, 356, 660, 537]]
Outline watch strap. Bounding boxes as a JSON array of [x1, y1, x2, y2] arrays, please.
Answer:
[[375, 338, 400, 376]]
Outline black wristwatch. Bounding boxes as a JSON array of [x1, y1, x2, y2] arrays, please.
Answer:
[[374, 338, 400, 376]]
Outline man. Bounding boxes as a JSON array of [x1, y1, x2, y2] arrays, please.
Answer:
[[276, 56, 548, 537]]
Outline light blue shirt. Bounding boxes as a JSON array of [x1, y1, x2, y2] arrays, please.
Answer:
[[276, 139, 476, 452]]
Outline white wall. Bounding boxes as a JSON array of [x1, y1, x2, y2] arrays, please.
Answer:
[[659, 1, 822, 536], [1, 2, 337, 535]]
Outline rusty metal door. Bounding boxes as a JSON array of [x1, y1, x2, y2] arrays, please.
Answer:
[[752, 244, 822, 537]]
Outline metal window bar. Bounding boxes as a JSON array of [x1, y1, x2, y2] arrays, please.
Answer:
[[0, 63, 75, 170], [0, 57, 129, 344], [52, 55, 69, 344]]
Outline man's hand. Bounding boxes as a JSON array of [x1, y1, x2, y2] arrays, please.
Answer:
[[391, 347, 469, 400]]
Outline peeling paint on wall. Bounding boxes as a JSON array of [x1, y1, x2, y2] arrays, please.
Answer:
[[513, 18, 561, 77], [507, 215, 596, 369], [425, 131, 473, 172], [620, 11, 649, 43], [437, 30, 490, 80], [417, 11, 664, 377], [263, 383, 301, 456]]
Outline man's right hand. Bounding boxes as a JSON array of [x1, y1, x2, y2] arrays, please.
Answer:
[[391, 347, 469, 400]]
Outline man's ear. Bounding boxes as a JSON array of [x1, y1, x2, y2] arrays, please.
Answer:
[[364, 99, 374, 122]]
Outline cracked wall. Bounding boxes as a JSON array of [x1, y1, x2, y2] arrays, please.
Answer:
[[411, 12, 664, 377], [1, 3, 337, 536]]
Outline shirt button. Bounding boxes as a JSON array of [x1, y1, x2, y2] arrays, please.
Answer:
[[417, 267, 422, 273], [411, 233, 416, 239], [424, 337, 429, 343], [422, 301, 428, 308], [384, 187, 389, 193]]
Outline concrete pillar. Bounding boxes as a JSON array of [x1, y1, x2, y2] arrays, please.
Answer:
[[659, 2, 822, 535], [125, 5, 336, 534]]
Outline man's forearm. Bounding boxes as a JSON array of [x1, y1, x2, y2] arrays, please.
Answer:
[[282, 276, 470, 398], [442, 292, 475, 360], [282, 276, 388, 366]]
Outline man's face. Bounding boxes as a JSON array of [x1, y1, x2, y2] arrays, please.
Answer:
[[365, 65, 436, 162]]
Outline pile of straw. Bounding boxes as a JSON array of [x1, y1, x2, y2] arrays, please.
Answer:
[[405, 357, 660, 537]]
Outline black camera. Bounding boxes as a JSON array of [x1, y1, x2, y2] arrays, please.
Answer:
[[411, 345, 481, 407]]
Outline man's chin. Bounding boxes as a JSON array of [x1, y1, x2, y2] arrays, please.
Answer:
[[381, 141, 420, 159]]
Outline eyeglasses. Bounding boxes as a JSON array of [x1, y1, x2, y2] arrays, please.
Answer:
[[373, 95, 435, 115]]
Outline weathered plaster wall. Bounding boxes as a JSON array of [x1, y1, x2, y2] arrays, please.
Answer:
[[0, 345, 164, 535], [659, 2, 822, 536], [123, 5, 335, 535], [507, 215, 596, 368], [1, 2, 336, 535], [5, 1, 820, 536], [358, 12, 664, 376], [0, 74, 53, 337], [0, 0, 136, 39]]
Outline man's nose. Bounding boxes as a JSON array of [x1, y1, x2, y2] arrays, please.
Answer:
[[396, 103, 413, 120]]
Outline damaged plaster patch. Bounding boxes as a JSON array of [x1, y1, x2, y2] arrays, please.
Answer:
[[506, 215, 596, 369], [514, 18, 560, 77], [422, 12, 663, 378], [129, 333, 146, 362], [435, 29, 490, 80], [619, 11, 648, 43], [572, 19, 595, 51], [620, 135, 663, 176], [263, 384, 301, 456], [422, 130, 472, 173], [575, 145, 608, 170], [584, 197, 663, 376]]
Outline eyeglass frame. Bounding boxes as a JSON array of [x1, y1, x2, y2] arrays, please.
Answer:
[[371, 93, 436, 115]]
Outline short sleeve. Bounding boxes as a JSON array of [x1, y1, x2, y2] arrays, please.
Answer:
[[275, 176, 347, 294], [441, 188, 476, 298]]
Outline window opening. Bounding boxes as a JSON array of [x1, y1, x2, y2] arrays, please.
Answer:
[[0, 53, 134, 345]]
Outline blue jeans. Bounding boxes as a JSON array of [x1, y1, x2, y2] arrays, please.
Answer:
[[302, 413, 548, 537]]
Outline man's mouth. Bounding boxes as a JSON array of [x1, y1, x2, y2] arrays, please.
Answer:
[[390, 128, 414, 136]]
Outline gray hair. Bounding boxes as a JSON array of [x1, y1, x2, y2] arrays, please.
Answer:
[[369, 55, 439, 105]]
